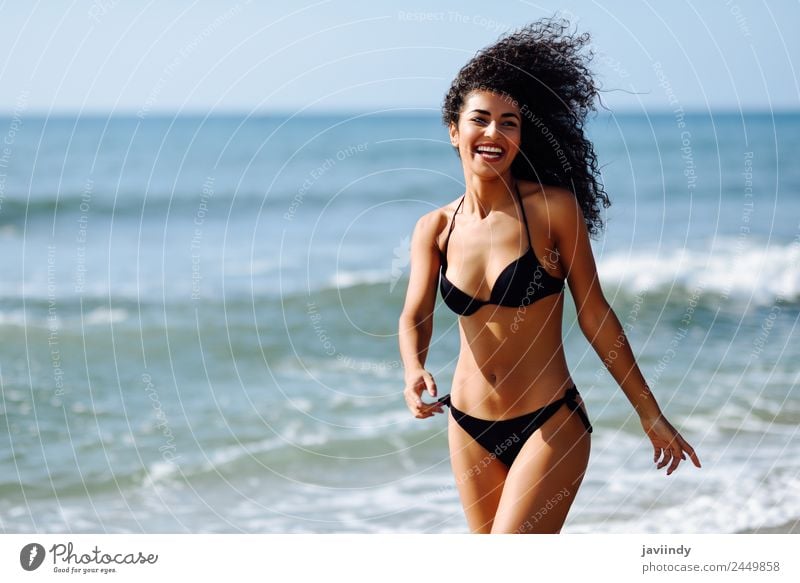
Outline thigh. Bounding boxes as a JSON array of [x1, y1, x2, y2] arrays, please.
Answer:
[[490, 402, 591, 534], [447, 411, 509, 534]]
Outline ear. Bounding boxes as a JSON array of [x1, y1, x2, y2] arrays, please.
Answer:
[[448, 122, 459, 147]]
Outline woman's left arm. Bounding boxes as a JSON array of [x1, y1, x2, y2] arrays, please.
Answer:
[[548, 188, 701, 475]]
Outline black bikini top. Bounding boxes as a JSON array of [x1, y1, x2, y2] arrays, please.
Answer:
[[439, 182, 565, 316]]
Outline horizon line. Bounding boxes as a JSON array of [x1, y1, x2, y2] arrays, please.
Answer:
[[0, 106, 798, 118]]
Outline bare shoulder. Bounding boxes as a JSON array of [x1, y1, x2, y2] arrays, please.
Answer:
[[518, 180, 575, 211], [517, 180, 579, 235], [418, 197, 461, 254]]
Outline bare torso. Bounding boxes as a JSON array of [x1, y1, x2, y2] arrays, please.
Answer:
[[436, 181, 577, 419]]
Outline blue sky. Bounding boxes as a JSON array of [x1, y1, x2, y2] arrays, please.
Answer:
[[0, 0, 797, 114]]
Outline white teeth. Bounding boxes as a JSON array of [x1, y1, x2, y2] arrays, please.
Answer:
[[476, 146, 503, 155]]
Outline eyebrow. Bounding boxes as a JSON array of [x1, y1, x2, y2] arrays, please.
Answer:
[[468, 109, 520, 120]]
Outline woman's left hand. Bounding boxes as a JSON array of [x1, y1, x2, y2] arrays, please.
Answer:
[[640, 413, 702, 476]]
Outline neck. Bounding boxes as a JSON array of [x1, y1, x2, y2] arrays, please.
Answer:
[[462, 173, 516, 219]]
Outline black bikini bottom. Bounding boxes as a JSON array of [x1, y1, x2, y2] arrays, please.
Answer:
[[436, 385, 593, 468]]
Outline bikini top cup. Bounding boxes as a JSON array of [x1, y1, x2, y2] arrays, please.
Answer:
[[439, 182, 565, 316]]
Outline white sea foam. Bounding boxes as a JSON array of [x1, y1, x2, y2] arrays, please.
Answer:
[[84, 306, 129, 324], [0, 309, 27, 326], [0, 307, 127, 328], [569, 464, 800, 534], [326, 237, 800, 306], [599, 237, 800, 304], [330, 269, 388, 288]]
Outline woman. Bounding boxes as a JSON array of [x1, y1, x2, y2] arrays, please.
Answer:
[[397, 19, 701, 534]]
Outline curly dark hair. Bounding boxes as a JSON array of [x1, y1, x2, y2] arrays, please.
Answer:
[[442, 17, 610, 237]]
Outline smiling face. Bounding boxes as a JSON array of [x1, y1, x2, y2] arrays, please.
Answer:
[[449, 89, 522, 180]]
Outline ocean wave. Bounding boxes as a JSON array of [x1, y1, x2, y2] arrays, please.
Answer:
[[599, 236, 800, 305], [327, 237, 800, 307], [0, 189, 269, 221], [570, 460, 800, 534]]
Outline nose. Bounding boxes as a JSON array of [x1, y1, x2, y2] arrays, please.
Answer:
[[484, 120, 500, 138]]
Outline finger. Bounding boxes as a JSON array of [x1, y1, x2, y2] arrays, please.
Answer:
[[404, 396, 421, 412], [425, 375, 437, 397], [657, 450, 673, 470], [675, 434, 701, 467], [654, 447, 663, 464], [682, 441, 702, 468], [666, 448, 682, 475], [419, 400, 440, 414], [422, 402, 444, 415], [406, 396, 424, 415], [405, 390, 422, 407]]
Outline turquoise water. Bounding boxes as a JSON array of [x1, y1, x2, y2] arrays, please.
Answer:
[[0, 111, 798, 532]]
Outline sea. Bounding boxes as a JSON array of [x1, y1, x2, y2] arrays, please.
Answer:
[[0, 109, 798, 533]]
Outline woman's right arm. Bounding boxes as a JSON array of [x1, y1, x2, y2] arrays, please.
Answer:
[[398, 211, 445, 418]]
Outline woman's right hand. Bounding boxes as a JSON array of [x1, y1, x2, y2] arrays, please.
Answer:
[[403, 368, 444, 419]]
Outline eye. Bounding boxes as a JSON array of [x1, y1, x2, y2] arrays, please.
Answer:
[[471, 117, 517, 127]]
